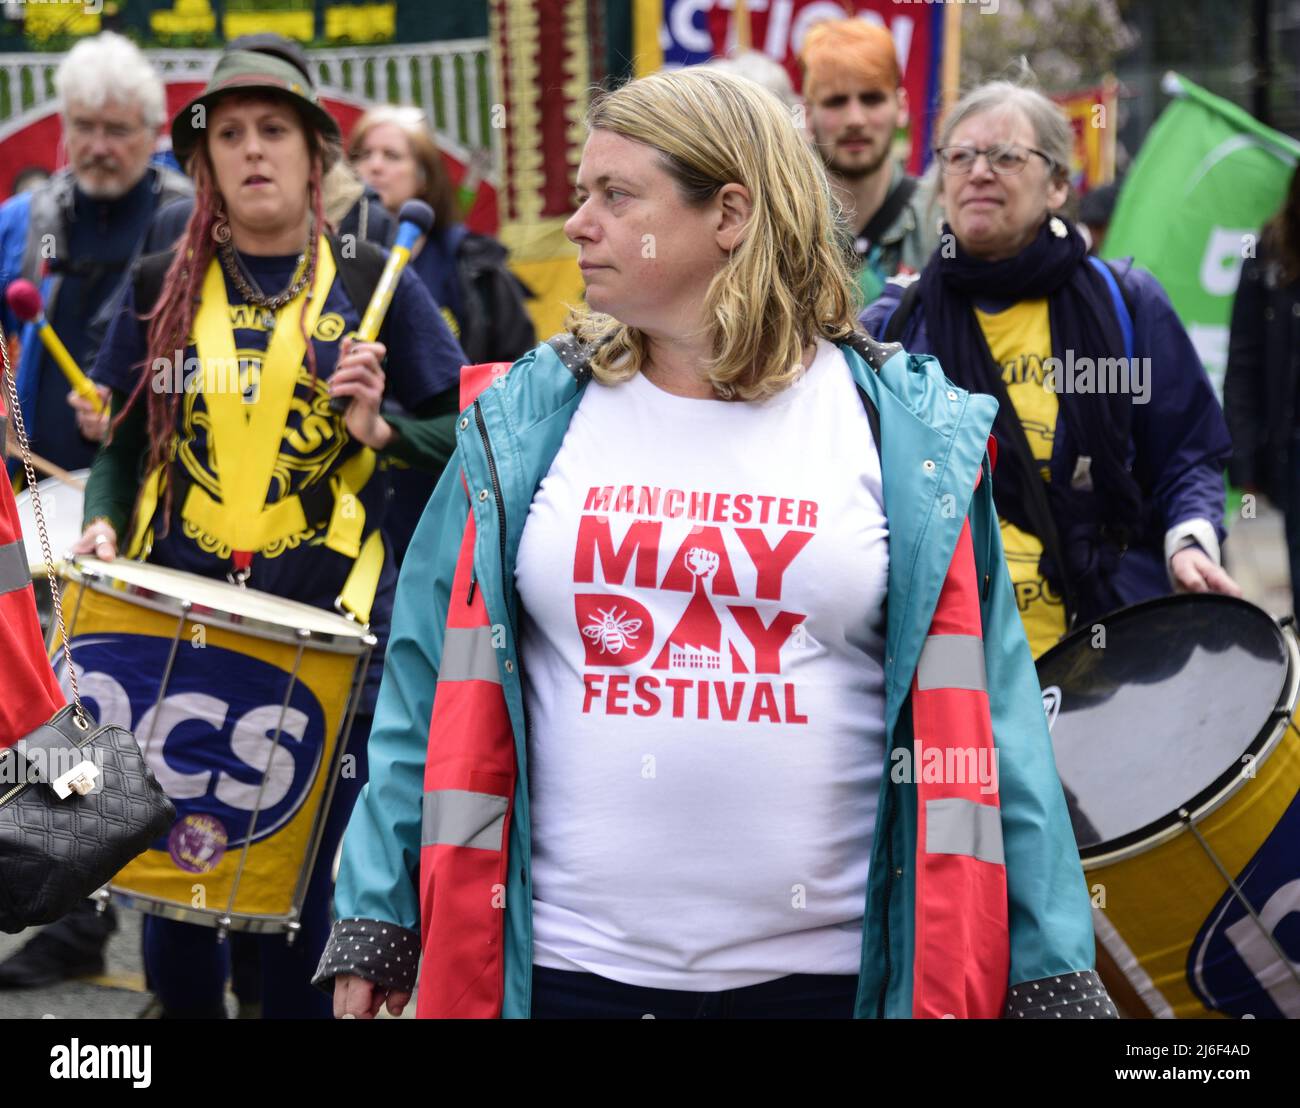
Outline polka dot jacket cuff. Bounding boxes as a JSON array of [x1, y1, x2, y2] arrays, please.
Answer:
[[312, 917, 420, 995], [1004, 970, 1119, 1018]]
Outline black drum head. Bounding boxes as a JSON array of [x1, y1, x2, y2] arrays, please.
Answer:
[[1036, 594, 1290, 856]]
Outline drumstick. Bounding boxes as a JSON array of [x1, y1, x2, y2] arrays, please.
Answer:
[[329, 199, 435, 415], [5, 280, 105, 414], [3, 437, 86, 490]]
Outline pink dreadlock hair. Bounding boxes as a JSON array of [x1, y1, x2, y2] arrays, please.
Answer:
[[114, 96, 332, 541]]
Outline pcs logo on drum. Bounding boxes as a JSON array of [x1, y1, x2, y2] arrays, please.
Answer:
[[1187, 789, 1300, 1020], [57, 635, 327, 851]]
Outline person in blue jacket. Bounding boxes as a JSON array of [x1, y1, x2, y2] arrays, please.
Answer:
[[315, 67, 1115, 1020], [863, 79, 1239, 658]]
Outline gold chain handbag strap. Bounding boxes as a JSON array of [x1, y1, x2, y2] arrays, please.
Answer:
[[0, 322, 89, 727]]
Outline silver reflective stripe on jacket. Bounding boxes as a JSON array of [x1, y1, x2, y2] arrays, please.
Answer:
[[422, 789, 508, 851], [925, 796, 1005, 865], [439, 626, 502, 683], [916, 633, 987, 692], [0, 540, 30, 595]]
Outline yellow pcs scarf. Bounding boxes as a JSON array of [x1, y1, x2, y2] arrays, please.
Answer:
[[126, 237, 385, 621]]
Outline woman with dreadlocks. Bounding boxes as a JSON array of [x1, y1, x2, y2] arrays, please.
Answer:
[[72, 46, 465, 1018]]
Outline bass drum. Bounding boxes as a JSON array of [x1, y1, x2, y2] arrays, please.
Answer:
[[52, 556, 374, 935], [1038, 594, 1300, 1019]]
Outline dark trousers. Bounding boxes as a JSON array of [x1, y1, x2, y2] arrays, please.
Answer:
[[141, 716, 370, 1018], [530, 964, 859, 1019]]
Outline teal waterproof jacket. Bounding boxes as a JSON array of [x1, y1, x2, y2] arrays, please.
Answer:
[[315, 334, 1114, 1019]]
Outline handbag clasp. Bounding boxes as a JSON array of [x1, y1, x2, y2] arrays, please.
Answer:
[[52, 760, 99, 799]]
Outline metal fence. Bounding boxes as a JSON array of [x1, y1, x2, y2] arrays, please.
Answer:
[[0, 38, 495, 167]]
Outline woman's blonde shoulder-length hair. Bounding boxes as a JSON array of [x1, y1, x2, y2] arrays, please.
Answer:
[[566, 67, 860, 401]]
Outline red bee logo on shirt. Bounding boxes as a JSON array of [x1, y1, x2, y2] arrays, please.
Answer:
[[575, 594, 654, 665]]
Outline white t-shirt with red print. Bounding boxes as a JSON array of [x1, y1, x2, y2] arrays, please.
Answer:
[[515, 337, 890, 991]]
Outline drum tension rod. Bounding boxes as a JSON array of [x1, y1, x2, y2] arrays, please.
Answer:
[[1179, 807, 1300, 992]]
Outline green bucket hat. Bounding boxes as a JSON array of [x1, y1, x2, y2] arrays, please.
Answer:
[[170, 48, 342, 167]]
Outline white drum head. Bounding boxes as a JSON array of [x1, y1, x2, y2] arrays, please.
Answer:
[[71, 556, 371, 643], [15, 470, 88, 571]]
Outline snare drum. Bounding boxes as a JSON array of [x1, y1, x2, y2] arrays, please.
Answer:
[[51, 557, 374, 935], [1038, 594, 1300, 1019]]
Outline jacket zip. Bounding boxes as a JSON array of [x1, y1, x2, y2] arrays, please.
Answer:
[[876, 788, 897, 1017], [473, 401, 509, 603], [982, 455, 994, 600]]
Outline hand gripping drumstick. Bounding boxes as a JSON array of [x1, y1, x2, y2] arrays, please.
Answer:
[[5, 279, 105, 415], [330, 199, 436, 415]]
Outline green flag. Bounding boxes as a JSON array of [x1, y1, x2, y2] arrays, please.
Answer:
[[1103, 72, 1300, 396]]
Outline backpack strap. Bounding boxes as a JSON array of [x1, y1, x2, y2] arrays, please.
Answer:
[[329, 233, 387, 316], [1087, 254, 1135, 361], [860, 175, 919, 247], [882, 278, 922, 344], [132, 249, 176, 316]]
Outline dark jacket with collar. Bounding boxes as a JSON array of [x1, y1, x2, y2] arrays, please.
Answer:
[[1223, 244, 1300, 502], [0, 164, 192, 467]]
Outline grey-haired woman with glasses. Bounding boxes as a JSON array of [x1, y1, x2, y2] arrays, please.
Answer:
[[863, 78, 1239, 659]]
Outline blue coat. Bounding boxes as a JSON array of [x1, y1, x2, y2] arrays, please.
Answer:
[[0, 165, 192, 470], [319, 337, 1109, 1018], [861, 260, 1232, 622]]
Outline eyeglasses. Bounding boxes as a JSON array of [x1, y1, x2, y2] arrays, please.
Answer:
[[934, 143, 1055, 176], [67, 118, 146, 142]]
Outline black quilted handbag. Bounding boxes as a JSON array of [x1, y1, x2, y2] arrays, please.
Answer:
[[0, 349, 176, 934], [0, 706, 176, 933]]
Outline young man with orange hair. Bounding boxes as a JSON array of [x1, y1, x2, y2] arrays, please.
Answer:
[[801, 19, 937, 306]]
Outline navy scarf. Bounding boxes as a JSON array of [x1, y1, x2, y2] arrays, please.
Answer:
[[916, 215, 1143, 613]]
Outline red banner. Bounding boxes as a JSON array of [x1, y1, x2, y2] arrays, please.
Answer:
[[0, 81, 499, 233]]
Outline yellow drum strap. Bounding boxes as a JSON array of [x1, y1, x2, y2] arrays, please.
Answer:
[[324, 446, 376, 560], [126, 464, 161, 560], [124, 237, 386, 621], [192, 239, 335, 552], [337, 528, 385, 624]]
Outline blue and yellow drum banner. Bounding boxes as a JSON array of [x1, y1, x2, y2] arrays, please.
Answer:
[[54, 580, 360, 922]]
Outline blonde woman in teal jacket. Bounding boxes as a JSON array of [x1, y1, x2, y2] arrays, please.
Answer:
[[314, 68, 1115, 1020]]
